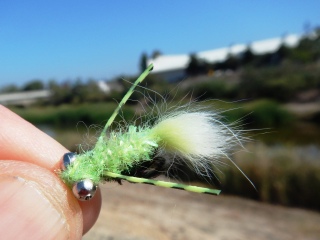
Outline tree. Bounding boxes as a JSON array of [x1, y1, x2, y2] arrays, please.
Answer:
[[274, 44, 290, 63], [186, 54, 208, 76], [0, 84, 20, 93], [139, 52, 148, 73], [151, 50, 162, 59], [23, 80, 44, 91], [48, 80, 73, 105], [241, 46, 255, 65], [224, 54, 240, 70]]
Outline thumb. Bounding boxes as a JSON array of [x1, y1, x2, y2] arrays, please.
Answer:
[[0, 160, 83, 240]]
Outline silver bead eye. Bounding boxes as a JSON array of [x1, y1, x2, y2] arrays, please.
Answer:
[[72, 179, 97, 201], [61, 152, 77, 170]]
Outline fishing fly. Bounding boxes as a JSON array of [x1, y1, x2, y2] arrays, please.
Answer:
[[59, 63, 246, 201]]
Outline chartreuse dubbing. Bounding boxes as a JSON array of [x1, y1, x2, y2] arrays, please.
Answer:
[[59, 63, 244, 201]]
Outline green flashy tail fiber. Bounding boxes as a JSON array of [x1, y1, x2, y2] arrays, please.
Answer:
[[105, 172, 221, 195]]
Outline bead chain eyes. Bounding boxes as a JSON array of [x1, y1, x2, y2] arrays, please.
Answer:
[[61, 152, 97, 201]]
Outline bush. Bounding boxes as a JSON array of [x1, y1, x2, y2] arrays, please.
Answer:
[[188, 79, 237, 100], [217, 143, 320, 211], [238, 64, 320, 102], [10, 103, 136, 128], [243, 100, 294, 127], [210, 100, 294, 128]]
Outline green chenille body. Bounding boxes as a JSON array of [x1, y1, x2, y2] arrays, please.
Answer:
[[60, 126, 159, 186]]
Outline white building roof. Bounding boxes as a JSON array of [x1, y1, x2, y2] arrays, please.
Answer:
[[0, 89, 52, 105], [96, 80, 111, 93], [148, 34, 301, 73], [148, 54, 190, 73]]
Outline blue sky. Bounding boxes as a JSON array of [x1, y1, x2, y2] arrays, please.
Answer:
[[0, 1, 319, 87]]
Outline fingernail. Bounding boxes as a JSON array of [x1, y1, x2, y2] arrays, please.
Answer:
[[0, 175, 69, 240]]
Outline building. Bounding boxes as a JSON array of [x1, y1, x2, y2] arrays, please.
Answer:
[[147, 34, 301, 82], [0, 90, 52, 106]]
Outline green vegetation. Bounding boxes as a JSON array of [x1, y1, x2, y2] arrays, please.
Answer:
[[184, 61, 320, 103], [187, 80, 237, 100], [238, 64, 320, 102], [22, 79, 45, 91], [218, 143, 320, 211], [10, 99, 294, 130], [10, 103, 135, 127], [241, 100, 294, 127]]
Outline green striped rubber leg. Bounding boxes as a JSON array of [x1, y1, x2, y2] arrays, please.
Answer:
[[100, 64, 154, 137], [104, 172, 221, 195]]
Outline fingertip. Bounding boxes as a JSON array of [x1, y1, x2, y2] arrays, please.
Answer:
[[0, 161, 83, 240]]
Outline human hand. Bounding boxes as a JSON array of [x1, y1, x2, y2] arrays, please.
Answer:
[[0, 105, 101, 239]]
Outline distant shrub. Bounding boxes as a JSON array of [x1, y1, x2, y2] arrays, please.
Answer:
[[238, 63, 320, 102], [188, 79, 237, 100], [213, 100, 294, 128], [218, 143, 320, 211], [11, 103, 135, 127], [243, 100, 294, 127]]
